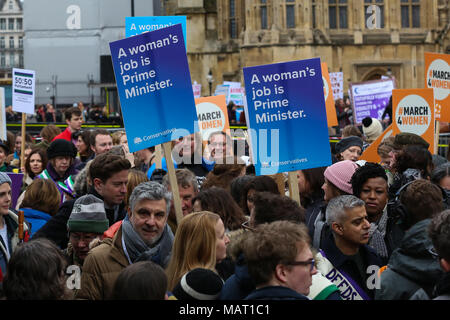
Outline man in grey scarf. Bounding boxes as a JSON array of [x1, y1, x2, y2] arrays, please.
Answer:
[[76, 181, 174, 300]]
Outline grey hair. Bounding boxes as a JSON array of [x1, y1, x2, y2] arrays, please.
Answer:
[[129, 181, 173, 214], [326, 195, 365, 225], [162, 168, 198, 193]]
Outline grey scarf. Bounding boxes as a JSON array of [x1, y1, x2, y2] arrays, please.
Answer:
[[122, 218, 174, 268], [368, 207, 389, 261]]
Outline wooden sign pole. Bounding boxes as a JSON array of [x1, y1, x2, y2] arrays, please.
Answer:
[[20, 113, 26, 170], [287, 171, 301, 207], [155, 144, 163, 169], [434, 120, 440, 155], [162, 141, 183, 225]]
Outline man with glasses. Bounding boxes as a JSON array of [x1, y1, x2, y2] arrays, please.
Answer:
[[317, 195, 383, 300], [221, 192, 341, 300], [242, 220, 317, 300], [64, 194, 109, 268]]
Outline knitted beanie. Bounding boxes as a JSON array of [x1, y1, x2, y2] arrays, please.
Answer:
[[324, 160, 358, 194], [362, 117, 383, 141], [67, 195, 109, 234], [172, 268, 224, 300], [0, 172, 12, 186], [335, 136, 363, 154], [393, 132, 429, 150], [47, 139, 77, 160]]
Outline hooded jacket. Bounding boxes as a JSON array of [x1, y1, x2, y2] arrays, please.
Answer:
[[376, 219, 444, 300], [21, 208, 52, 237]]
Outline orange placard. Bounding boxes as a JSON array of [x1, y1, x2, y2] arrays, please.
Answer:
[[392, 89, 435, 153], [322, 63, 338, 127], [195, 95, 230, 141], [425, 52, 450, 121], [359, 124, 393, 163]]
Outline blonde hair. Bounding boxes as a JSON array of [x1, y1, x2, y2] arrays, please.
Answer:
[[165, 211, 220, 291], [111, 131, 126, 146]]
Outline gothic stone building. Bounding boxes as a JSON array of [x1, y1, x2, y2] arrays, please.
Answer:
[[165, 0, 450, 97]]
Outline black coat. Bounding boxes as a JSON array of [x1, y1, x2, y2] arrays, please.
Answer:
[[321, 231, 383, 299], [32, 188, 127, 249]]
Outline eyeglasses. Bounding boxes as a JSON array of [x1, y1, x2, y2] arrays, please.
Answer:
[[241, 220, 255, 232], [286, 259, 316, 272]]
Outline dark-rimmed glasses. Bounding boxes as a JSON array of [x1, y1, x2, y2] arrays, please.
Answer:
[[286, 259, 316, 272]]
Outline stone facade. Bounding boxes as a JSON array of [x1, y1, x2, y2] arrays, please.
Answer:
[[0, 0, 23, 84], [166, 0, 450, 97]]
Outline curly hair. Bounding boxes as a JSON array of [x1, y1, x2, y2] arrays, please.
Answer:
[[201, 156, 245, 193], [252, 191, 305, 226], [242, 221, 310, 287], [393, 145, 434, 179], [428, 209, 450, 261], [351, 162, 388, 197], [193, 186, 247, 231], [400, 179, 443, 226], [3, 238, 69, 300], [241, 175, 279, 215]]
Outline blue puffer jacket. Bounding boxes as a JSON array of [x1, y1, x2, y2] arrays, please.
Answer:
[[21, 208, 52, 237]]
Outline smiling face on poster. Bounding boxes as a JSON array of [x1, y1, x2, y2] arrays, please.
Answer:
[[243, 58, 331, 175], [109, 24, 198, 152]]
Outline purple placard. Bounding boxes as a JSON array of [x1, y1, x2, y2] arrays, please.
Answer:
[[6, 172, 23, 209], [349, 79, 395, 124]]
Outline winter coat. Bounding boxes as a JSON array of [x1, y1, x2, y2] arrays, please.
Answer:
[[0, 209, 30, 277], [75, 226, 129, 300], [376, 219, 444, 300], [244, 286, 309, 300], [220, 253, 341, 300], [21, 208, 52, 237], [319, 231, 383, 300], [32, 187, 127, 249]]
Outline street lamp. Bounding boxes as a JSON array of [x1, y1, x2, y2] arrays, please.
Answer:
[[46, 75, 57, 107], [206, 70, 214, 96]]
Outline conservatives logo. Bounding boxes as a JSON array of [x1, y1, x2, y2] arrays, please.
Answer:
[[134, 137, 143, 144]]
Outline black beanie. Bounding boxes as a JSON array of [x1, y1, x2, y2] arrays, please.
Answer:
[[172, 268, 224, 300], [335, 136, 363, 154], [47, 139, 77, 160]]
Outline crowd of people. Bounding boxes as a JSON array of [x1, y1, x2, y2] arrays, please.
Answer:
[[0, 102, 449, 302]]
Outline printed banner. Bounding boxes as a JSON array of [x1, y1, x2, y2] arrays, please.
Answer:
[[392, 89, 435, 153], [350, 79, 394, 124], [243, 58, 332, 175], [214, 84, 230, 100], [330, 72, 344, 100], [109, 24, 199, 152], [125, 16, 187, 50], [322, 63, 338, 127], [425, 52, 450, 121], [195, 95, 230, 141], [12, 68, 35, 115], [6, 173, 23, 209]]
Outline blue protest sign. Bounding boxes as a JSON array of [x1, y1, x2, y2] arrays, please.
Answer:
[[109, 24, 198, 152], [125, 16, 187, 49], [243, 58, 332, 175]]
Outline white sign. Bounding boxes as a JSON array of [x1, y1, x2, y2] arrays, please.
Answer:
[[395, 94, 432, 136], [0, 87, 6, 140], [12, 68, 36, 115], [192, 82, 202, 99], [330, 72, 344, 100]]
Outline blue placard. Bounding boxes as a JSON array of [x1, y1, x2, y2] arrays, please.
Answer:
[[243, 58, 332, 175], [109, 24, 198, 152], [125, 16, 187, 49]]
